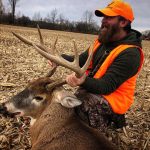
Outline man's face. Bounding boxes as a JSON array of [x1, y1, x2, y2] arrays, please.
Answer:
[[98, 16, 122, 43]]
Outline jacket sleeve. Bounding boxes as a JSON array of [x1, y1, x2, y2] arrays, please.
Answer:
[[81, 47, 141, 95]]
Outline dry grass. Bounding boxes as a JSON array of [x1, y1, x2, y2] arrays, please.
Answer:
[[0, 24, 149, 150]]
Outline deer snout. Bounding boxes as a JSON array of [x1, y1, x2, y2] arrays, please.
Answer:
[[4, 101, 24, 116], [0, 102, 22, 118]]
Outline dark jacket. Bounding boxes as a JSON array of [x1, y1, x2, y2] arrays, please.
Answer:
[[62, 29, 142, 95]]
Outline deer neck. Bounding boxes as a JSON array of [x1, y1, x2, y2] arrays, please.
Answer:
[[30, 100, 76, 144], [31, 90, 77, 131], [42, 100, 75, 125]]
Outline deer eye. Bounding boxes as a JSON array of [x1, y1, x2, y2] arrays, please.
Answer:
[[34, 96, 43, 101]]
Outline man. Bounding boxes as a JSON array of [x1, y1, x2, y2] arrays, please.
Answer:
[[55, 0, 144, 131]]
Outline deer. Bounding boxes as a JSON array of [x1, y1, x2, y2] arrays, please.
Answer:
[[4, 25, 118, 150]]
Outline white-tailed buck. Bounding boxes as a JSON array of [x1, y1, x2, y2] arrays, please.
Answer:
[[4, 26, 118, 150]]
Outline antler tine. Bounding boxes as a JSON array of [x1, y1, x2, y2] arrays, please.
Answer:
[[12, 32, 49, 53], [37, 24, 59, 56], [37, 24, 56, 55], [46, 63, 57, 77], [53, 37, 58, 51], [72, 40, 79, 68], [37, 24, 44, 44], [46, 79, 66, 91], [49, 37, 58, 55], [81, 45, 93, 75], [12, 32, 33, 46]]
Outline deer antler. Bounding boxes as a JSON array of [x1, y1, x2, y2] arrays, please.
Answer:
[[12, 25, 93, 78]]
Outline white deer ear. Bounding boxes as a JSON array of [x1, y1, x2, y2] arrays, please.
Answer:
[[60, 97, 82, 108]]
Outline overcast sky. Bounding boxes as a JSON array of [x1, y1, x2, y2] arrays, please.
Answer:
[[3, 0, 150, 31]]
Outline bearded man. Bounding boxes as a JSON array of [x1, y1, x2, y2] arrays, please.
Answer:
[[50, 0, 144, 131]]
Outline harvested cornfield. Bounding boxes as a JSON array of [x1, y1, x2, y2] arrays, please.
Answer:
[[0, 25, 150, 150]]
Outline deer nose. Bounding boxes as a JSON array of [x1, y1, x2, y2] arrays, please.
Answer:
[[0, 102, 15, 118], [0, 103, 8, 114], [0, 102, 7, 109]]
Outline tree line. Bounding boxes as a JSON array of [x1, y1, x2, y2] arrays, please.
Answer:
[[0, 0, 99, 34]]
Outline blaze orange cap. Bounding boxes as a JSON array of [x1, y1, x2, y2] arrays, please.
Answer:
[[95, 0, 134, 22]]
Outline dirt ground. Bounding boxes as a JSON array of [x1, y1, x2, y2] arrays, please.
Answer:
[[0, 25, 149, 150]]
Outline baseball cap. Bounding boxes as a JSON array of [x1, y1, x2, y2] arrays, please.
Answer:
[[95, 0, 134, 22]]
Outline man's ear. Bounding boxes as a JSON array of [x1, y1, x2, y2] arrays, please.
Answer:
[[120, 19, 129, 28], [59, 97, 82, 108]]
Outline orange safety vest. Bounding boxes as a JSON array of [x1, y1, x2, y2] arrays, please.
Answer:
[[87, 39, 144, 114]]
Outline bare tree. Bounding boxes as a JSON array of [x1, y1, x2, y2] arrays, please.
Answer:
[[50, 9, 57, 24], [57, 13, 65, 24], [0, 0, 5, 15], [82, 10, 94, 24], [44, 9, 57, 24], [44, 13, 51, 23], [32, 12, 42, 21], [15, 10, 22, 19], [8, 0, 20, 24]]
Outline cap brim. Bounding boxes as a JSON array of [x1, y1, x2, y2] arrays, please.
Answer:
[[95, 8, 118, 17]]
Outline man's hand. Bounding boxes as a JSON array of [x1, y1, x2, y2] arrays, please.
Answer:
[[66, 72, 86, 87]]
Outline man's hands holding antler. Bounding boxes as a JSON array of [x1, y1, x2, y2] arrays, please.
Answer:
[[48, 60, 86, 87], [66, 72, 86, 87]]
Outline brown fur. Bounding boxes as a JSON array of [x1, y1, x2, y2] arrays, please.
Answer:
[[30, 92, 118, 150]]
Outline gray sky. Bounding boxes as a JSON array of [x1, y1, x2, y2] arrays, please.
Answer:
[[3, 0, 150, 31]]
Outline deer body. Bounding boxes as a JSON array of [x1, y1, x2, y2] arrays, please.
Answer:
[[30, 97, 115, 150]]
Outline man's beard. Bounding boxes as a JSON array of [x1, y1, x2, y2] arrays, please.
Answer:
[[98, 23, 120, 43]]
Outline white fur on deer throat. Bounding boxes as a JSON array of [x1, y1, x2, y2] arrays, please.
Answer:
[[30, 117, 37, 126]]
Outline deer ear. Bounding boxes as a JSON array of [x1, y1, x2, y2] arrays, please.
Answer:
[[60, 97, 82, 108]]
